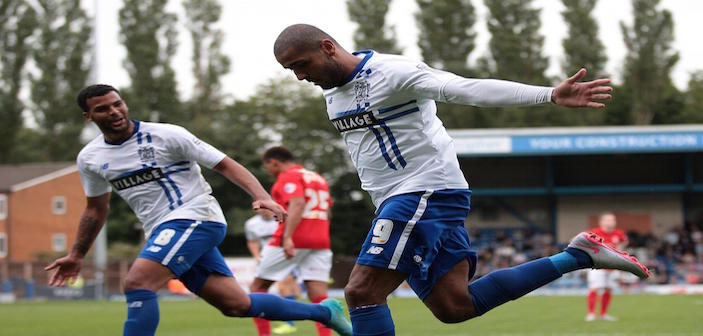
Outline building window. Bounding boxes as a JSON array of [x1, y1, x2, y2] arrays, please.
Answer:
[[52, 196, 67, 215], [0, 232, 7, 258], [0, 194, 7, 220], [52, 233, 67, 252]]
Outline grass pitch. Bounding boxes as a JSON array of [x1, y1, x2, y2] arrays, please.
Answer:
[[1, 295, 701, 335]]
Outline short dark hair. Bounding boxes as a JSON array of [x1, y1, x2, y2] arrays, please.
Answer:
[[262, 146, 295, 163], [76, 84, 120, 112], [274, 24, 338, 56]]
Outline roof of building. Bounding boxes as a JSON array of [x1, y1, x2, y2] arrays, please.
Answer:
[[0, 162, 77, 192], [448, 124, 703, 157]]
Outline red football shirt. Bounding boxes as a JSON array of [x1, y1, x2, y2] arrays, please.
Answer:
[[589, 227, 628, 249], [269, 165, 331, 249]]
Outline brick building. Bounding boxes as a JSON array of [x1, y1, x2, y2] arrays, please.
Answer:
[[0, 162, 85, 263]]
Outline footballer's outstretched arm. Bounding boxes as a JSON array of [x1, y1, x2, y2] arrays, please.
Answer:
[[45, 192, 110, 286], [441, 68, 611, 108], [214, 156, 287, 222], [404, 64, 611, 109]]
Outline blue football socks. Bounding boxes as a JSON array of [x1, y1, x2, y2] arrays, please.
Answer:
[[549, 247, 594, 274], [123, 289, 159, 336], [468, 258, 561, 316], [284, 295, 296, 326], [350, 304, 395, 336], [246, 293, 330, 323]]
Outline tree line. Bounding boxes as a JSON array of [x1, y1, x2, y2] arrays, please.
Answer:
[[1, 0, 701, 257]]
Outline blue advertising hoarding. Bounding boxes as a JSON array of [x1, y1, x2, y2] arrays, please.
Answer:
[[451, 127, 703, 156], [511, 132, 703, 154]]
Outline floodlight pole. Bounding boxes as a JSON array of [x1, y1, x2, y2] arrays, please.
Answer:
[[90, 0, 108, 301]]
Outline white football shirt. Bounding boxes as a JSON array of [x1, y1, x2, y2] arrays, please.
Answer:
[[77, 121, 227, 237], [323, 51, 554, 208], [244, 214, 279, 247]]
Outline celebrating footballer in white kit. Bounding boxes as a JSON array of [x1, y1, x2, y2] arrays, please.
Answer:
[[44, 84, 352, 336], [274, 24, 649, 336]]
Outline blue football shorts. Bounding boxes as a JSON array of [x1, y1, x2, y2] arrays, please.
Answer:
[[137, 219, 234, 295], [356, 189, 477, 300]]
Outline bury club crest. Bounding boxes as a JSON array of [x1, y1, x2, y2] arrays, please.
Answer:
[[138, 146, 155, 163], [354, 80, 370, 107]]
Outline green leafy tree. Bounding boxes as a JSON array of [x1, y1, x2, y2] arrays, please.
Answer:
[[620, 0, 679, 124], [183, 0, 230, 133], [12, 128, 46, 163], [415, 0, 476, 76], [560, 0, 607, 80], [415, 0, 478, 128], [601, 84, 632, 125], [0, 1, 36, 163], [481, 0, 549, 85], [30, 0, 92, 161], [473, 0, 558, 128], [680, 71, 703, 123], [119, 0, 183, 123], [347, 0, 402, 53]]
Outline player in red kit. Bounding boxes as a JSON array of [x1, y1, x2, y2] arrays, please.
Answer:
[[586, 212, 628, 321], [250, 146, 334, 336]]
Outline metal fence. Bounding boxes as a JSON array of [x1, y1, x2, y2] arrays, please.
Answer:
[[1, 260, 129, 301]]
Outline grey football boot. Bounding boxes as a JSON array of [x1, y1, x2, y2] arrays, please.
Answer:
[[568, 232, 650, 279]]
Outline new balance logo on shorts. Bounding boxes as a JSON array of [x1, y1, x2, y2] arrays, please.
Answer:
[[146, 246, 161, 253], [367, 246, 384, 255]]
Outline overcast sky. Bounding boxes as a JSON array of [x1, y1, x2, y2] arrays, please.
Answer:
[[86, 0, 703, 101]]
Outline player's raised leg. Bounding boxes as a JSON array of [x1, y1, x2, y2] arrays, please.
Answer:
[[421, 247, 588, 322], [200, 274, 351, 335], [422, 231, 649, 321], [194, 243, 351, 335]]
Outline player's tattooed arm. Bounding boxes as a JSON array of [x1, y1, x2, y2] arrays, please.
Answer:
[[71, 215, 101, 257], [44, 193, 110, 286], [70, 193, 111, 258]]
